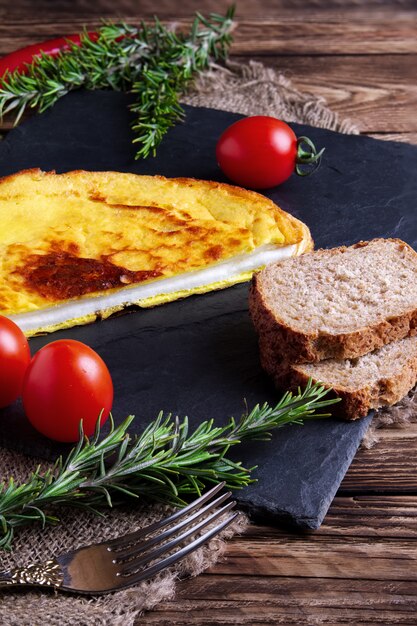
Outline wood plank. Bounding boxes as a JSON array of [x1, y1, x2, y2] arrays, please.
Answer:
[[191, 496, 417, 580], [248, 496, 417, 539], [0, 0, 415, 21], [141, 578, 417, 625], [0, 12, 416, 56], [138, 496, 417, 624], [232, 17, 417, 56], [340, 423, 417, 493], [212, 537, 417, 580], [367, 131, 417, 144], [217, 498, 417, 579], [235, 54, 417, 133]]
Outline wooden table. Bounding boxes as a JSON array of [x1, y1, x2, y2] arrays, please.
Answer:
[[1, 1, 416, 623]]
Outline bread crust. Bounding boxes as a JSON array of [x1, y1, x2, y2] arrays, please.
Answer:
[[284, 353, 417, 420], [249, 239, 417, 368]]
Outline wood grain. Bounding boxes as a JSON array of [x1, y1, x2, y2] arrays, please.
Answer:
[[139, 497, 417, 625], [340, 423, 417, 493], [1, 0, 416, 22], [250, 496, 417, 539], [368, 131, 417, 144], [232, 16, 417, 56], [0, 3, 416, 624], [232, 54, 417, 133], [0, 13, 416, 56]]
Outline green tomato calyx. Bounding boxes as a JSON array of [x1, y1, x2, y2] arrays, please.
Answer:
[[295, 136, 325, 177]]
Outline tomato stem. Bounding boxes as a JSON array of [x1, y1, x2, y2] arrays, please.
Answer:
[[295, 136, 325, 177]]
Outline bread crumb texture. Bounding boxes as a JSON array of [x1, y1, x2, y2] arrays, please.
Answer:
[[250, 238, 417, 419], [250, 239, 417, 364], [292, 335, 417, 420], [255, 239, 417, 334]]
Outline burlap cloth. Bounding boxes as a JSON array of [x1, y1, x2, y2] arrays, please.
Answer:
[[1, 59, 415, 625]]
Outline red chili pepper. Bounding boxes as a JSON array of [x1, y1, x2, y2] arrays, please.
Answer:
[[0, 32, 98, 77]]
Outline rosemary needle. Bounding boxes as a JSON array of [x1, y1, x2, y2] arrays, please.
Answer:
[[0, 380, 339, 550], [0, 8, 235, 159]]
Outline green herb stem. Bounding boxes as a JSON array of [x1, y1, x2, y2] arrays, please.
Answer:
[[0, 380, 339, 550], [0, 8, 235, 158]]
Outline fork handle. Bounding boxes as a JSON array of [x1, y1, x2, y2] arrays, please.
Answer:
[[0, 559, 63, 589], [0, 572, 13, 587]]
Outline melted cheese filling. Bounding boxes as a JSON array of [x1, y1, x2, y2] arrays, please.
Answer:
[[11, 243, 296, 335]]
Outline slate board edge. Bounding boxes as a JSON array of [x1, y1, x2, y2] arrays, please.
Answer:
[[235, 411, 374, 530], [0, 93, 412, 520]]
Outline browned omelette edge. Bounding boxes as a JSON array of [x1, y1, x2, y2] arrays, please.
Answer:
[[1, 168, 313, 335]]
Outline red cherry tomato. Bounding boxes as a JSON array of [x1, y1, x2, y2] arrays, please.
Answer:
[[22, 339, 113, 442], [0, 316, 31, 408], [216, 116, 324, 189]]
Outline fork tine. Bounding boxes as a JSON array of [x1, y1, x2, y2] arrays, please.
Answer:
[[111, 491, 232, 560], [120, 512, 239, 587], [107, 481, 226, 550], [118, 501, 236, 577]]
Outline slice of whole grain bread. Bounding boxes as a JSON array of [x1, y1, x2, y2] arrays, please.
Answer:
[[249, 239, 417, 367], [286, 335, 417, 420]]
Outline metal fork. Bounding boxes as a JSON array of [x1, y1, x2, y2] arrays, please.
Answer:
[[0, 482, 237, 595]]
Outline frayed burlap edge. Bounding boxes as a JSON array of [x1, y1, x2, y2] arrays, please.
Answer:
[[361, 386, 417, 449], [0, 446, 248, 626], [182, 59, 359, 135]]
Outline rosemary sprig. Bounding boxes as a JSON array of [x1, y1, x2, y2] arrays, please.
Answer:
[[0, 381, 339, 550], [0, 8, 235, 158]]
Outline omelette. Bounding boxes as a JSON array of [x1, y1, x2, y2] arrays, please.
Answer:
[[0, 169, 312, 335]]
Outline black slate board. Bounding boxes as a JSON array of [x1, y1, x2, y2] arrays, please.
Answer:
[[0, 91, 416, 529]]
